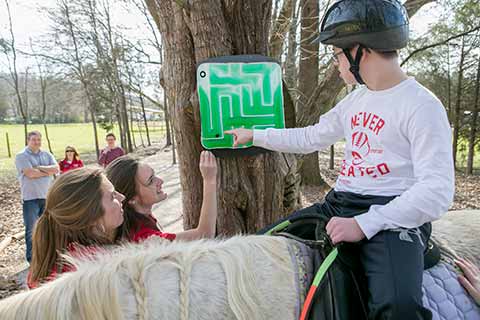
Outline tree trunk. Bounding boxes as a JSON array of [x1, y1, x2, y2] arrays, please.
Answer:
[[447, 44, 452, 121], [466, 57, 480, 175], [120, 87, 133, 153], [22, 69, 31, 146], [453, 37, 466, 169], [115, 103, 126, 149], [297, 0, 319, 108], [42, 124, 53, 154], [146, 0, 301, 235], [42, 119, 53, 154], [284, 0, 299, 91], [90, 107, 100, 158], [23, 121, 28, 146], [163, 95, 176, 164], [269, 0, 294, 61], [164, 97, 172, 146], [139, 93, 151, 146], [137, 116, 145, 147], [297, 0, 327, 187], [130, 105, 137, 149], [39, 74, 53, 153]]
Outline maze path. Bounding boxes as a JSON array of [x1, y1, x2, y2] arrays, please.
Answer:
[[197, 61, 285, 149]]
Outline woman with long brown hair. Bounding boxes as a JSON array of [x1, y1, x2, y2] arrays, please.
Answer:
[[58, 146, 83, 174], [28, 168, 125, 288], [105, 151, 217, 243]]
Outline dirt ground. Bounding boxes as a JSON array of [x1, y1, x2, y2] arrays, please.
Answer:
[[1, 143, 479, 299]]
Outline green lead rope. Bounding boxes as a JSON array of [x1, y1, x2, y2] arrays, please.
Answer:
[[264, 220, 291, 235], [299, 247, 338, 320]]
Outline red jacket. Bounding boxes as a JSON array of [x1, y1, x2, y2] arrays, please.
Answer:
[[59, 159, 84, 173], [130, 214, 176, 243]]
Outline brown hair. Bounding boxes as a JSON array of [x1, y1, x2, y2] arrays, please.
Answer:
[[64, 145, 80, 161], [105, 156, 159, 241], [375, 50, 398, 59], [27, 131, 42, 140], [106, 133, 116, 140], [29, 168, 113, 284]]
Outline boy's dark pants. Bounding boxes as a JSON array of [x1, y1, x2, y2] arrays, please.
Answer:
[[259, 189, 432, 320]]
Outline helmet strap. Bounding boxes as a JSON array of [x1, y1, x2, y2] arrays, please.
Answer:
[[343, 45, 365, 85]]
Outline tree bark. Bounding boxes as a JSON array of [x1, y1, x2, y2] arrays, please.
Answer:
[[296, 0, 327, 187], [40, 76, 53, 153], [453, 37, 466, 169], [466, 57, 480, 175], [129, 103, 137, 149], [138, 92, 151, 146], [447, 44, 452, 121], [284, 0, 299, 90], [89, 107, 100, 158], [22, 69, 29, 146], [164, 99, 172, 146], [269, 0, 294, 61]]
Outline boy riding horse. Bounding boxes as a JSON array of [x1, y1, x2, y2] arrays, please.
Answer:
[[226, 0, 454, 319]]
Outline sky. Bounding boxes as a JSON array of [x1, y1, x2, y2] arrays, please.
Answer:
[[0, 0, 442, 72], [0, 0, 155, 71]]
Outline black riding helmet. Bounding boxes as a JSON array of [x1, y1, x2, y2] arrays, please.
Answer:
[[315, 0, 409, 84]]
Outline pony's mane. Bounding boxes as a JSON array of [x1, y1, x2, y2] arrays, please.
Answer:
[[0, 235, 296, 320]]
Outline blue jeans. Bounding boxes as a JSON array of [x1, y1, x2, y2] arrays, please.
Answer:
[[22, 199, 45, 263]]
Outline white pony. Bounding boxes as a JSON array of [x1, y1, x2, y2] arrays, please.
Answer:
[[0, 211, 479, 320], [0, 236, 306, 320]]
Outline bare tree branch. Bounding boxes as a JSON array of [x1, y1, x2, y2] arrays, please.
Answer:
[[404, 0, 435, 17], [401, 25, 480, 66]]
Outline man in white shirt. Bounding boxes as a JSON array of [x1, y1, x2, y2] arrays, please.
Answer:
[[226, 1, 454, 319]]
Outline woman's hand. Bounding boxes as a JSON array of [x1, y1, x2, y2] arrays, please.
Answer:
[[176, 151, 218, 241], [199, 151, 217, 183], [456, 258, 480, 305]]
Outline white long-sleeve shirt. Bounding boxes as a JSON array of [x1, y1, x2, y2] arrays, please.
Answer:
[[253, 77, 454, 239]]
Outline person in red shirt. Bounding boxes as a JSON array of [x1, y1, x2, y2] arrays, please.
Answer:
[[58, 146, 84, 174], [28, 168, 125, 288], [98, 133, 125, 167], [105, 151, 217, 243]]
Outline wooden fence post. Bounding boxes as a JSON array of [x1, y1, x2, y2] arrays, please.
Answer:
[[6, 132, 12, 158]]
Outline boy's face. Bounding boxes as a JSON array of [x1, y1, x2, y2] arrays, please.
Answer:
[[332, 46, 358, 85]]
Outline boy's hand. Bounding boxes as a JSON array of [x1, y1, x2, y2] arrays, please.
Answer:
[[224, 129, 253, 147], [456, 258, 480, 305], [326, 217, 366, 245], [199, 151, 217, 183]]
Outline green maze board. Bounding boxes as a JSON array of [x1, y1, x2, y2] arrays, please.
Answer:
[[197, 55, 285, 152]]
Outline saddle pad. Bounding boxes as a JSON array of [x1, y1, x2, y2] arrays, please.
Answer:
[[423, 262, 480, 320], [288, 240, 316, 319]]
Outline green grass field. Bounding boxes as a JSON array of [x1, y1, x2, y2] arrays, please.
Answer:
[[0, 122, 166, 174], [1, 123, 478, 176]]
